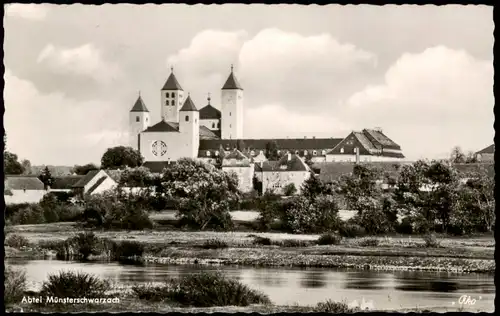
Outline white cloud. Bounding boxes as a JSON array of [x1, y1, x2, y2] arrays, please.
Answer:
[[4, 69, 127, 165], [5, 4, 48, 20], [244, 104, 350, 139], [36, 43, 122, 84], [346, 46, 494, 160]]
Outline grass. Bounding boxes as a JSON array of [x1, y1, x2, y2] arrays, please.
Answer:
[[4, 266, 27, 305], [4, 233, 30, 249], [40, 270, 112, 299]]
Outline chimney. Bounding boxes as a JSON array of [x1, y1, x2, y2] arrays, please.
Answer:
[[355, 147, 360, 164]]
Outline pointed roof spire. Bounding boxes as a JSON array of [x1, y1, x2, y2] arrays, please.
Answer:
[[207, 92, 211, 105], [162, 67, 183, 91], [130, 94, 149, 112], [179, 94, 198, 112], [222, 64, 243, 90]]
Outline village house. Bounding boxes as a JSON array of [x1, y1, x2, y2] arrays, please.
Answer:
[[4, 175, 47, 204], [475, 144, 494, 162]]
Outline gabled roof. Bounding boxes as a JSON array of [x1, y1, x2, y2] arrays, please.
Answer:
[[104, 170, 124, 183], [326, 130, 405, 158], [86, 176, 108, 195], [143, 121, 180, 133], [51, 176, 84, 189], [5, 176, 45, 190], [162, 72, 183, 91], [256, 154, 309, 172], [130, 95, 149, 112], [476, 144, 494, 155], [362, 129, 401, 150], [72, 170, 101, 188], [199, 104, 221, 120], [222, 69, 243, 90], [199, 126, 220, 139], [179, 95, 198, 112]]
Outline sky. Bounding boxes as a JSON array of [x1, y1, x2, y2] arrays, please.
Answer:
[[3, 4, 494, 166]]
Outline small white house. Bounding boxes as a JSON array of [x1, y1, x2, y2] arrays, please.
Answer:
[[4, 175, 47, 204], [221, 148, 254, 193], [72, 169, 118, 198]]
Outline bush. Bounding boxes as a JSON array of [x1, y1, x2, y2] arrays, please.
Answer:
[[317, 233, 342, 245], [395, 217, 413, 234], [282, 195, 341, 234], [4, 266, 27, 305], [5, 234, 30, 249], [283, 183, 297, 196], [132, 284, 170, 302], [315, 299, 359, 313], [279, 239, 314, 247], [338, 223, 366, 238], [423, 234, 441, 248], [68, 232, 103, 260], [40, 271, 111, 299], [253, 236, 272, 245], [111, 240, 145, 260], [165, 271, 271, 307], [200, 239, 229, 249], [9, 204, 45, 225], [358, 238, 380, 247]]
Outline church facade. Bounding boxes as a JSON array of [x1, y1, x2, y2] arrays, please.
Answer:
[[128, 66, 406, 193]]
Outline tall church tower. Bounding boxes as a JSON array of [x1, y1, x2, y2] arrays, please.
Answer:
[[179, 94, 200, 158], [129, 94, 150, 151], [221, 65, 244, 139], [161, 67, 185, 122]]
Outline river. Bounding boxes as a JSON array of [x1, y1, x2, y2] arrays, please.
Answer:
[[6, 259, 495, 311]]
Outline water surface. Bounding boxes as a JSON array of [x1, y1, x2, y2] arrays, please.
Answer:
[[6, 259, 494, 311]]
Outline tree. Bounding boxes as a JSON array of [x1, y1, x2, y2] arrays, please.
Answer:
[[215, 145, 225, 169], [304, 152, 313, 167], [339, 164, 383, 212], [4, 151, 24, 175], [161, 158, 240, 230], [465, 151, 479, 163], [301, 172, 332, 199], [450, 146, 466, 163], [73, 163, 99, 175], [21, 160, 32, 175], [38, 166, 54, 189], [265, 141, 279, 161], [283, 183, 297, 196], [101, 146, 144, 170]]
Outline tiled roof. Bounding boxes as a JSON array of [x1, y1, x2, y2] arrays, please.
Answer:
[[179, 95, 198, 112], [199, 138, 343, 151], [130, 95, 149, 112], [222, 70, 243, 90], [352, 132, 377, 154], [72, 170, 101, 188], [199, 126, 220, 139], [86, 176, 107, 195], [256, 154, 309, 172], [162, 72, 183, 91], [143, 121, 180, 133], [199, 104, 221, 120], [5, 176, 45, 190], [476, 144, 494, 155], [51, 176, 84, 189], [363, 129, 401, 150], [142, 161, 177, 173]]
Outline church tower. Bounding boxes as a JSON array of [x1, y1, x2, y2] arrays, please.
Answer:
[[161, 67, 185, 123], [179, 94, 200, 158], [129, 94, 150, 151], [221, 65, 244, 139]]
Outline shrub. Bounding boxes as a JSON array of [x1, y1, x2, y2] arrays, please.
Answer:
[[315, 299, 359, 313], [395, 217, 413, 235], [40, 271, 111, 299], [200, 239, 229, 249], [111, 240, 145, 260], [338, 223, 366, 238], [165, 271, 271, 307], [5, 234, 30, 249], [317, 233, 342, 245], [132, 283, 170, 301], [57, 205, 84, 222], [4, 266, 27, 305], [120, 207, 154, 230], [283, 183, 297, 196], [253, 236, 272, 245], [358, 238, 380, 247], [10, 204, 45, 225], [279, 239, 314, 247], [423, 234, 441, 248], [69, 232, 103, 260]]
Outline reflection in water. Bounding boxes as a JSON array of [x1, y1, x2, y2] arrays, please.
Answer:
[[5, 259, 495, 311], [300, 270, 327, 289]]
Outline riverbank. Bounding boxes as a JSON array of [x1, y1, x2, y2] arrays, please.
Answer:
[[5, 222, 495, 273]]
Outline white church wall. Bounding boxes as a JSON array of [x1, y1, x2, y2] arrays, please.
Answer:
[[141, 131, 196, 161], [221, 89, 243, 139]]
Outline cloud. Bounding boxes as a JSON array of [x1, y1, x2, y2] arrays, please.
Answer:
[[244, 104, 350, 139], [36, 43, 122, 84], [4, 69, 128, 165], [345, 46, 494, 159], [5, 4, 48, 20]]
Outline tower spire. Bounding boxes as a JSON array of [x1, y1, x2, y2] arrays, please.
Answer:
[[207, 92, 211, 105], [170, 66, 174, 73], [231, 64, 234, 72]]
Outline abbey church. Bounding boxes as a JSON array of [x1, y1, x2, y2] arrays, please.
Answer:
[[128, 66, 405, 193]]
